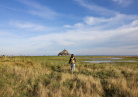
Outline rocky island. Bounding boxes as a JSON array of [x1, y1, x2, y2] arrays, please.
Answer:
[[58, 49, 70, 56]]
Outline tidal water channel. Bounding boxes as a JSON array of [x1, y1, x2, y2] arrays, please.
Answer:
[[84, 58, 137, 63]]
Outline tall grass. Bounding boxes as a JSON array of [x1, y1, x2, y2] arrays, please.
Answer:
[[0, 56, 138, 97]]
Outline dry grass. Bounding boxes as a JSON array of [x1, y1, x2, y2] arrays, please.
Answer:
[[0, 56, 138, 97]]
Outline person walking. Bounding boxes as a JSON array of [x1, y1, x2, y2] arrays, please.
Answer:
[[69, 54, 76, 71]]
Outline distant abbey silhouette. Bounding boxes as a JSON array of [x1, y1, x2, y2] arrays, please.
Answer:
[[58, 49, 70, 56]]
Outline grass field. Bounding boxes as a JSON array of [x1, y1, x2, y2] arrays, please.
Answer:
[[0, 56, 138, 97]]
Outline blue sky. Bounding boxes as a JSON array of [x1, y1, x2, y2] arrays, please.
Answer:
[[0, 0, 138, 56]]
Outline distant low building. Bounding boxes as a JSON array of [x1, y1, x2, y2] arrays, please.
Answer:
[[58, 49, 70, 56]]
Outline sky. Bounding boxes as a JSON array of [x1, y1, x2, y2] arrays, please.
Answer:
[[0, 0, 138, 56]]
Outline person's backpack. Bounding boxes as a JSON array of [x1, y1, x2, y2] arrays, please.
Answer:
[[71, 57, 75, 64]]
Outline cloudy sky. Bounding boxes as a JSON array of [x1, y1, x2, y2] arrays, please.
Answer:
[[0, 0, 138, 56]]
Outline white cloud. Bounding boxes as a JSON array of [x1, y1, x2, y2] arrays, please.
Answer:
[[9, 21, 57, 32], [0, 5, 27, 13], [74, 0, 118, 16], [131, 20, 138, 26], [73, 47, 138, 55], [64, 25, 72, 28], [63, 23, 84, 28], [84, 16, 109, 25], [74, 23, 84, 27], [25, 20, 138, 55], [29, 14, 138, 48], [83, 14, 138, 30], [113, 0, 133, 6], [0, 30, 18, 38], [18, 0, 58, 19], [62, 14, 138, 47], [13, 22, 45, 30], [0, 0, 58, 20]]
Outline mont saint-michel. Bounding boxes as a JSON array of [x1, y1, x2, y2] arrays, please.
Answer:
[[58, 49, 70, 56]]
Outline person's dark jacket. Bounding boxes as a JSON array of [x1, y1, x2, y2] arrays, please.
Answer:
[[69, 57, 76, 64]]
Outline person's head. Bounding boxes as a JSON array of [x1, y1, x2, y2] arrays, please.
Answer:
[[71, 54, 74, 58]]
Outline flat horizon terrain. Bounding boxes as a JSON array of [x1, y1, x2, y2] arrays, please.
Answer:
[[0, 56, 138, 97]]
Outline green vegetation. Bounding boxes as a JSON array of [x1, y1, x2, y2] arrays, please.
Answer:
[[0, 56, 138, 97]]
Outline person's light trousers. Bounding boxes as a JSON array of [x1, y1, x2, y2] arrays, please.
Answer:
[[71, 63, 75, 71]]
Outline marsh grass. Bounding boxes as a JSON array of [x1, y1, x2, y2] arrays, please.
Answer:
[[0, 56, 138, 97]]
